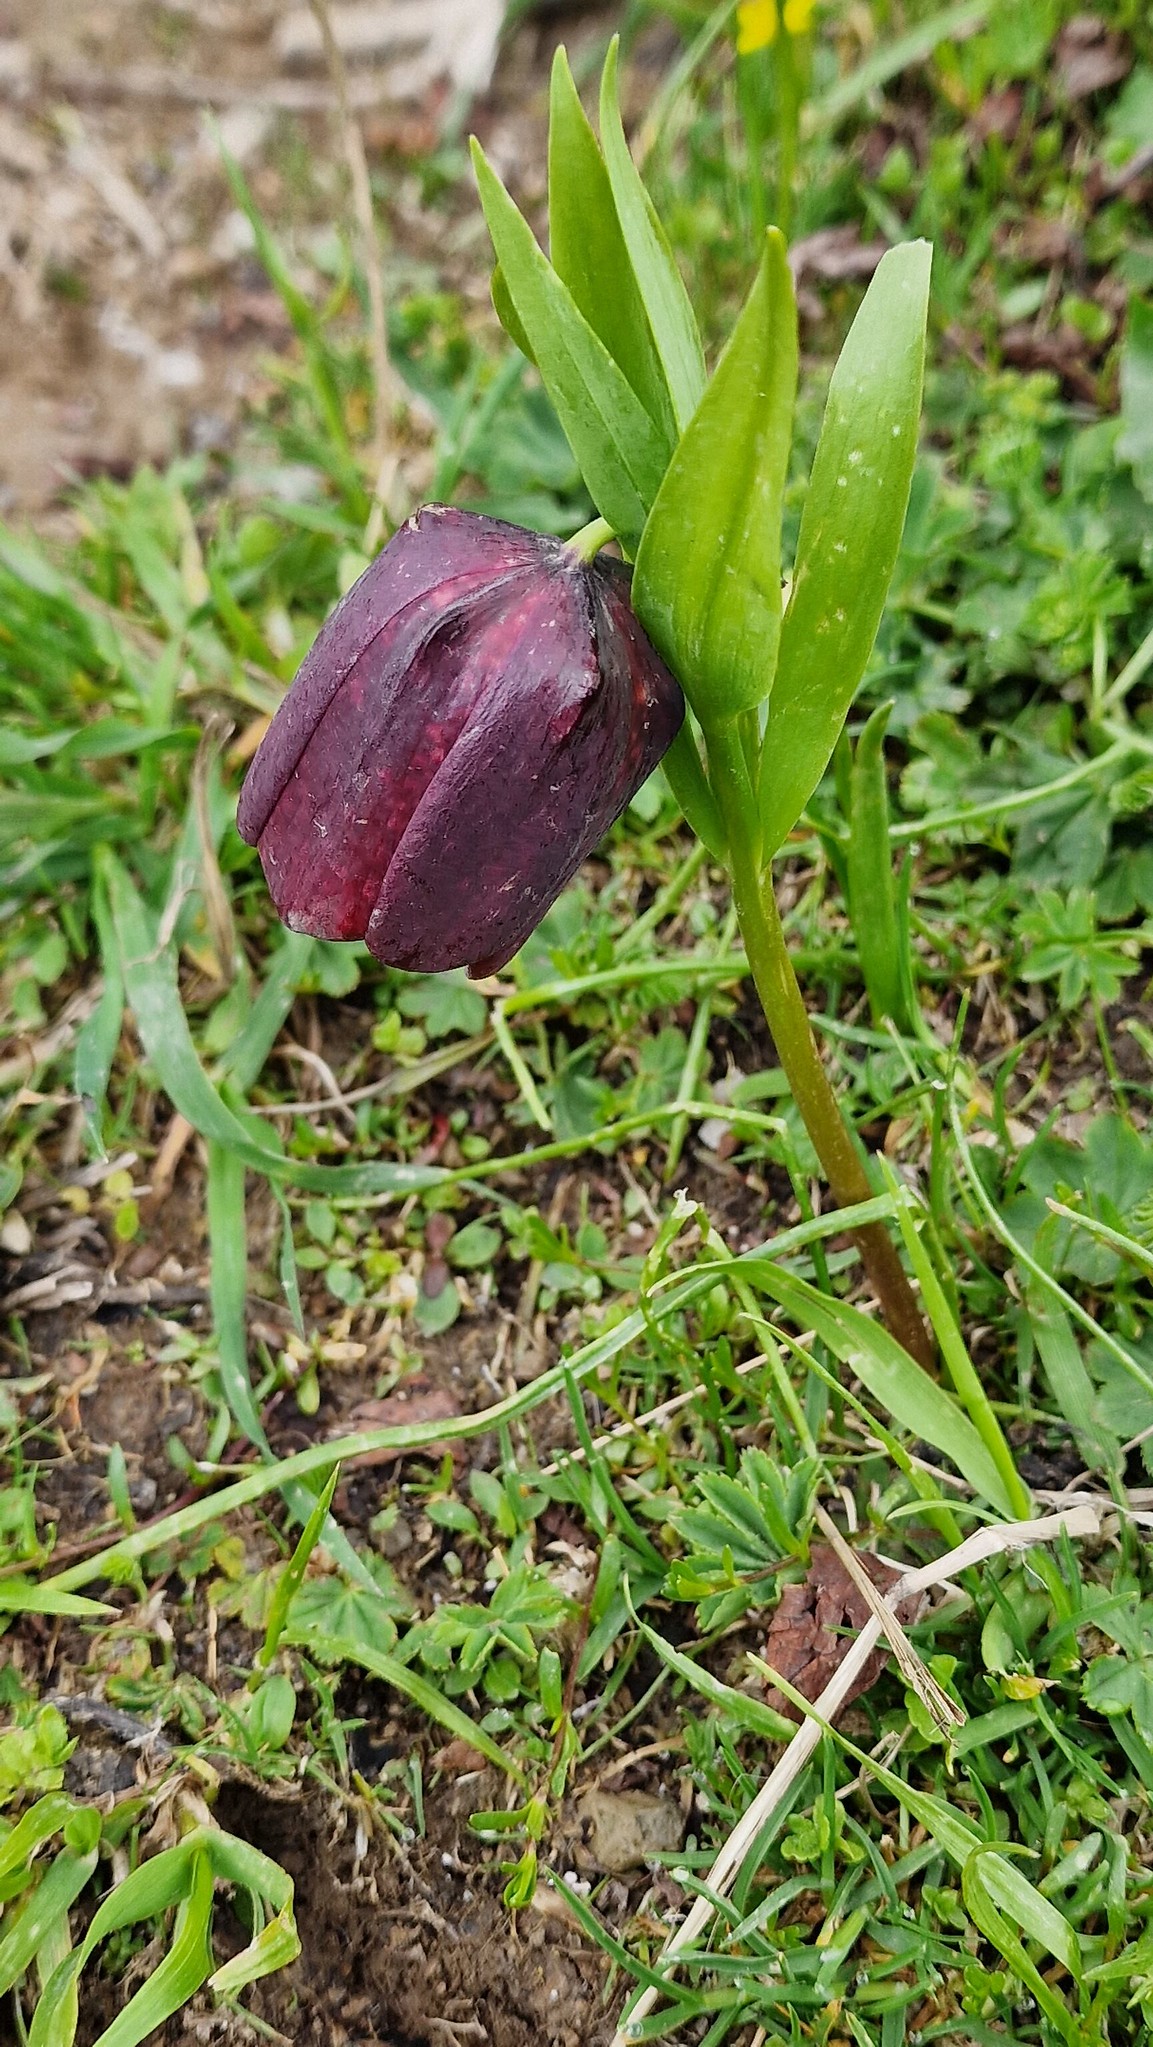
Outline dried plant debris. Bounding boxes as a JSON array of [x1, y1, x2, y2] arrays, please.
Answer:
[[760, 1543, 925, 1718]]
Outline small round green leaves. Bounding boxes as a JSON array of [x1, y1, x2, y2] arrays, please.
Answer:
[[632, 228, 798, 729]]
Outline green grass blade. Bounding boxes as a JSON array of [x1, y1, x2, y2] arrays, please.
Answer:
[[743, 1260, 1018, 1514], [635, 1615, 794, 1743], [218, 932, 317, 1094], [206, 1140, 265, 1448], [258, 1465, 339, 1668], [0, 1583, 114, 1618], [41, 1205, 895, 1598], [0, 1848, 98, 1998], [884, 1173, 1030, 1518], [810, 0, 990, 129], [204, 1139, 379, 1594], [0, 1798, 77, 1888], [762, 1668, 1084, 1976], [1025, 1283, 1121, 1478], [103, 850, 441, 1200], [73, 868, 124, 1158], [217, 141, 358, 488], [206, 1834, 301, 1989], [206, 1830, 301, 1994], [90, 1847, 215, 2047], [29, 1839, 200, 2047], [33, 1895, 77, 2047], [961, 1851, 1083, 2047], [284, 1627, 525, 1781]]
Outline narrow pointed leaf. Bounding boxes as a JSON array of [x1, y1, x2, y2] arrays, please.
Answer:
[[743, 1258, 1018, 1515], [491, 263, 535, 364], [1026, 1283, 1121, 1476], [599, 38, 706, 434], [103, 853, 444, 1199], [0, 1849, 98, 1998], [471, 140, 670, 551], [0, 1798, 77, 1887], [847, 701, 910, 1027], [284, 1626, 524, 1780], [760, 240, 931, 854], [0, 1582, 113, 1617], [634, 229, 797, 727], [90, 1848, 215, 2047], [548, 48, 674, 447], [823, 1718, 1084, 1976], [207, 1834, 299, 1993]]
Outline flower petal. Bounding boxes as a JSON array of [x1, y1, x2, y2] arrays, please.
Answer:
[[237, 506, 546, 847], [366, 558, 683, 974], [736, 0, 778, 52], [250, 566, 551, 943]]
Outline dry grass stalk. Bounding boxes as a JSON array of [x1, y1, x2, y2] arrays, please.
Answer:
[[606, 1503, 1100, 2047], [307, 0, 397, 550]]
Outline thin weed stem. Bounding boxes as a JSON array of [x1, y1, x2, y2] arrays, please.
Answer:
[[308, 0, 398, 550]]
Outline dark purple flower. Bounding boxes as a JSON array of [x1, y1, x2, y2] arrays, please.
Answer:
[[237, 506, 684, 977]]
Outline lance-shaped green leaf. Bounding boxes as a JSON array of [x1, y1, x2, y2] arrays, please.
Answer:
[[491, 264, 534, 365], [548, 48, 675, 450], [598, 38, 706, 435], [742, 1257, 1018, 1516], [633, 229, 797, 728], [471, 140, 670, 553], [847, 701, 913, 1029], [760, 239, 931, 857], [1119, 295, 1153, 502]]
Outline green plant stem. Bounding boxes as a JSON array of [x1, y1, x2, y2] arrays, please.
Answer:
[[708, 724, 934, 1368], [566, 516, 615, 562]]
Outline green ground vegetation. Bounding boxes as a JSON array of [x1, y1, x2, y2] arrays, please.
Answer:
[[3, 0, 1153, 2040]]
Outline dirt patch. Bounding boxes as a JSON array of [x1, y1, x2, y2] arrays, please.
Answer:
[[0, 0, 619, 518], [65, 1772, 615, 2047], [219, 1778, 613, 2047]]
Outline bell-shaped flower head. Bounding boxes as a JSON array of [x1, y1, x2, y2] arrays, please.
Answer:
[[237, 506, 685, 977]]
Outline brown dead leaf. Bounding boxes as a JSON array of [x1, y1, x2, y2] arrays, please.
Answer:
[[761, 1544, 923, 1720], [1054, 14, 1131, 99], [969, 86, 1023, 144], [1001, 320, 1101, 400], [431, 1738, 489, 1775], [337, 1378, 462, 1466], [788, 226, 888, 285]]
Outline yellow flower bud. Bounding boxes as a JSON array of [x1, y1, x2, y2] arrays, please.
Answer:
[[736, 0, 779, 53], [736, 0, 815, 51]]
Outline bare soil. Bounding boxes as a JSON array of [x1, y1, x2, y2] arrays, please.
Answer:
[[0, 0, 619, 519]]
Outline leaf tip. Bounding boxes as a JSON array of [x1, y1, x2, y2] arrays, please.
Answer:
[[600, 30, 622, 110]]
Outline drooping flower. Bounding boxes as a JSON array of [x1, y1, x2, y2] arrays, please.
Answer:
[[237, 506, 685, 979]]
